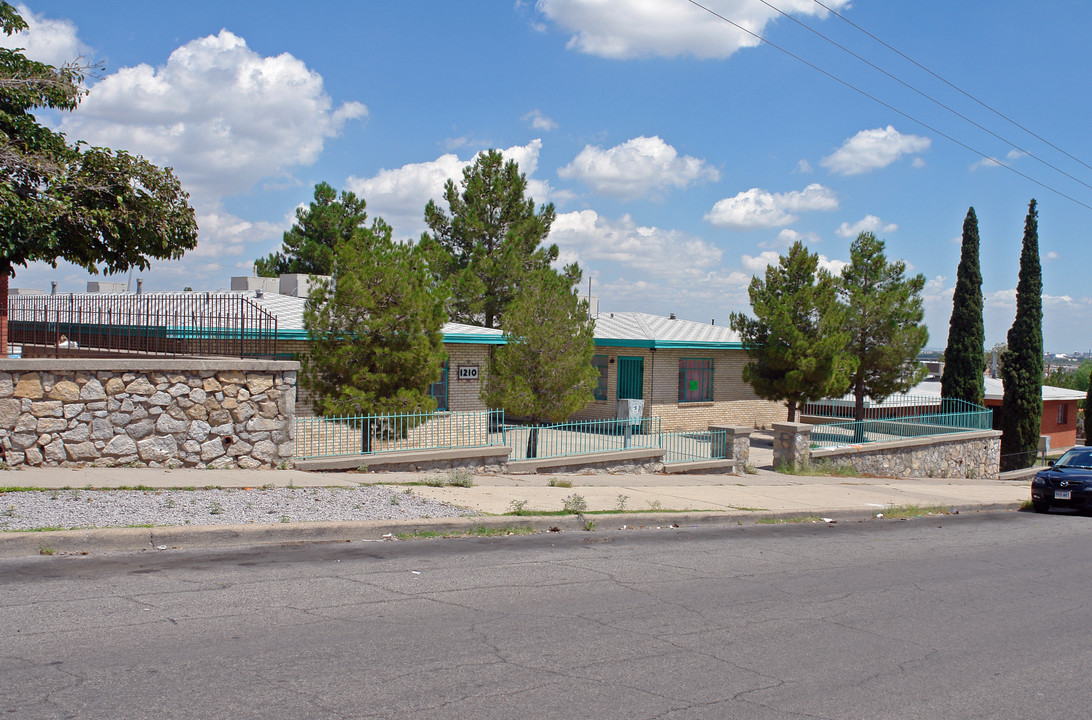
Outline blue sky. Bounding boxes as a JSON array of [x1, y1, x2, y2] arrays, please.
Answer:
[[4, 1, 1092, 353]]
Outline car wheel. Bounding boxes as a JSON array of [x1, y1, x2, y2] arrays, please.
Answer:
[[1032, 501, 1050, 514]]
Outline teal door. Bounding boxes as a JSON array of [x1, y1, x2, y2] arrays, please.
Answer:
[[617, 356, 644, 399]]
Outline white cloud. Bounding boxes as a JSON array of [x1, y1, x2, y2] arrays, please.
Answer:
[[523, 109, 558, 131], [347, 140, 550, 239], [704, 183, 838, 229], [970, 148, 1028, 172], [763, 228, 822, 249], [558, 136, 718, 199], [835, 215, 898, 238], [0, 4, 88, 65], [550, 210, 723, 277], [59, 30, 367, 204], [794, 159, 813, 174], [741, 251, 781, 273], [536, 0, 850, 60], [1046, 251, 1059, 261], [817, 254, 847, 275], [821, 126, 930, 175]]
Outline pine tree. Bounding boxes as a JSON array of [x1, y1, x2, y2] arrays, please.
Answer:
[[301, 218, 447, 418], [839, 232, 929, 423], [481, 268, 598, 426], [420, 150, 577, 328], [1000, 199, 1043, 469], [254, 182, 368, 277], [729, 241, 855, 422], [940, 208, 985, 405]]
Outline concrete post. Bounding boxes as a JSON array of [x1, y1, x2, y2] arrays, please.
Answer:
[[710, 425, 752, 470], [772, 421, 813, 471]]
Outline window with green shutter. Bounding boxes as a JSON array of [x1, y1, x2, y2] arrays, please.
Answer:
[[678, 358, 712, 402]]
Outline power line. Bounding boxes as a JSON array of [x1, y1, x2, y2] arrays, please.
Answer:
[[757, 0, 1092, 195], [811, 0, 1092, 176], [683, 0, 1092, 211]]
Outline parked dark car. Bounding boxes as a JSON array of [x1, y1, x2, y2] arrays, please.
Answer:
[[1031, 446, 1092, 513]]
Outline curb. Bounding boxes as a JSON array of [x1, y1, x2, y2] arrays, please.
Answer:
[[0, 501, 1025, 559]]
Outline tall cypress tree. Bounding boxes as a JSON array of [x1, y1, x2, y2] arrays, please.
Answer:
[[1000, 199, 1043, 470], [940, 207, 985, 405]]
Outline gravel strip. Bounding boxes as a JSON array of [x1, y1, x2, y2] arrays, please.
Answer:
[[0, 486, 477, 531]]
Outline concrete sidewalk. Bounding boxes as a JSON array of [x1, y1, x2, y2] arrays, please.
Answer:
[[0, 465, 1031, 557]]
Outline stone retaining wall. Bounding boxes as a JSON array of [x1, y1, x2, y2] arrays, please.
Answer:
[[810, 429, 1002, 479], [0, 359, 299, 469]]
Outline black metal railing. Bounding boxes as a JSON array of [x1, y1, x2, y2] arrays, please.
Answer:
[[6, 292, 278, 359]]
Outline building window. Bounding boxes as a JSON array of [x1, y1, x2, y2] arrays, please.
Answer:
[[678, 358, 713, 402], [429, 362, 448, 411], [592, 355, 608, 401], [1058, 403, 1069, 425]]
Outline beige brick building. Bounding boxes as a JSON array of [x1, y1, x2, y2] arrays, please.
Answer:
[[248, 296, 783, 429], [569, 312, 784, 431]]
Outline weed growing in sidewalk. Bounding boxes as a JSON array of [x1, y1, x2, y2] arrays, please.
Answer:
[[446, 468, 474, 487], [548, 478, 573, 488], [615, 494, 629, 512], [562, 493, 588, 514], [774, 459, 859, 477]]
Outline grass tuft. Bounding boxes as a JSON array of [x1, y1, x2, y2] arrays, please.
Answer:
[[879, 504, 952, 519], [395, 525, 537, 540]]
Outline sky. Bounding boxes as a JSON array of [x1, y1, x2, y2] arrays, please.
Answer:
[[4, 1, 1092, 353]]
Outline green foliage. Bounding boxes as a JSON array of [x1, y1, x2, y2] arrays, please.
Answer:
[[420, 149, 576, 328], [562, 493, 588, 514], [480, 268, 598, 423], [302, 216, 447, 417], [839, 232, 929, 422], [254, 182, 368, 277], [1000, 200, 1043, 470], [941, 207, 985, 405], [729, 241, 854, 421], [1046, 361, 1092, 393], [0, 3, 197, 285]]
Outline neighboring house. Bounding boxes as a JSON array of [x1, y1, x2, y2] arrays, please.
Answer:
[[976, 377, 1083, 451]]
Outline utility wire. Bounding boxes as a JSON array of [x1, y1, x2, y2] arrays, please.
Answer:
[[684, 0, 1092, 211], [758, 0, 1092, 194], [812, 0, 1092, 175]]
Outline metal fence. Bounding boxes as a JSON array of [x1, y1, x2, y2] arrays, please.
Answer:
[[294, 410, 747, 465], [803, 393, 989, 420], [809, 402, 993, 449], [294, 409, 504, 460], [660, 429, 729, 464], [504, 416, 662, 461], [6, 292, 278, 359]]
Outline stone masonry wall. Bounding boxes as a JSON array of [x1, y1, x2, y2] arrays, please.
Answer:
[[0, 359, 299, 469], [812, 430, 1002, 479]]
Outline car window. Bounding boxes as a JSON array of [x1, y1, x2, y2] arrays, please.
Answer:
[[1057, 451, 1092, 468]]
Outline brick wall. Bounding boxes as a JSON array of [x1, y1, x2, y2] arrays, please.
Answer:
[[445, 344, 491, 412], [570, 346, 783, 431]]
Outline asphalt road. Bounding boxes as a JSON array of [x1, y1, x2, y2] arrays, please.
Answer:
[[2, 511, 1091, 719]]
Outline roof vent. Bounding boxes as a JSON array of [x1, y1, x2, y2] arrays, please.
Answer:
[[669, 313, 676, 320]]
